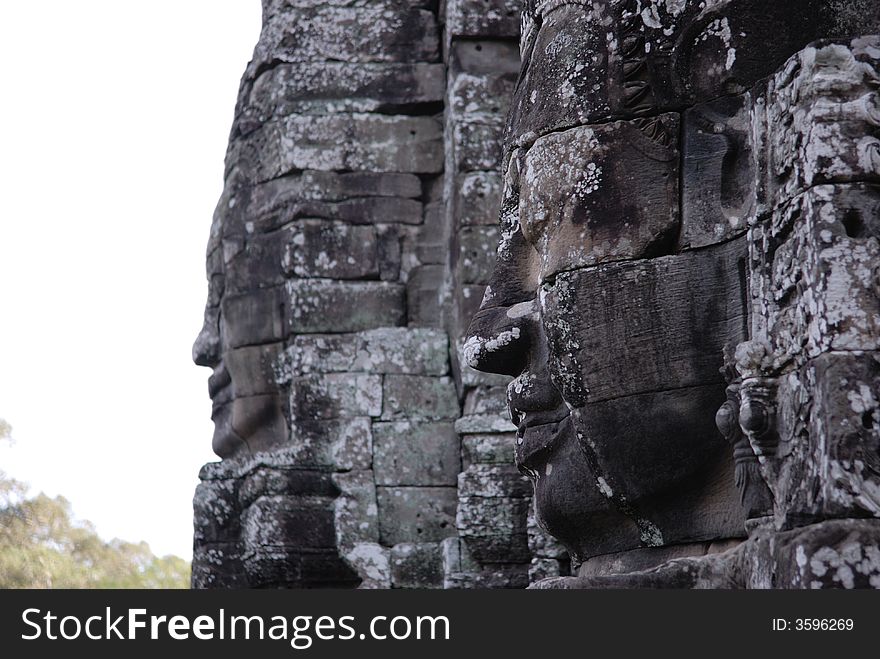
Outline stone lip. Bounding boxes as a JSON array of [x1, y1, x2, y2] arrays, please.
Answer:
[[198, 448, 341, 482], [529, 519, 880, 589]]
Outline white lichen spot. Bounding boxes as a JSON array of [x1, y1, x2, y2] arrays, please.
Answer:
[[847, 383, 877, 415], [506, 299, 538, 320], [461, 327, 521, 369], [808, 545, 861, 588], [641, 4, 662, 30], [558, 78, 576, 104], [857, 136, 880, 173], [344, 543, 390, 588], [664, 0, 687, 16], [638, 520, 665, 547]]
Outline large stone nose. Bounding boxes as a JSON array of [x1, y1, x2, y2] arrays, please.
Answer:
[[192, 307, 221, 367], [463, 298, 539, 377]]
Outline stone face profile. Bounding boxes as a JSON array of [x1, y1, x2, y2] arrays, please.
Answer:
[[191, 0, 563, 589], [467, 0, 880, 587], [193, 0, 880, 589]]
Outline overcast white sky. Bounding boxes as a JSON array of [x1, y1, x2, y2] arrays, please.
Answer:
[[0, 1, 262, 558]]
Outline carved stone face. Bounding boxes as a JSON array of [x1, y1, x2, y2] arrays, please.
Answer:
[[192, 183, 289, 459], [466, 0, 880, 564], [466, 122, 744, 561]]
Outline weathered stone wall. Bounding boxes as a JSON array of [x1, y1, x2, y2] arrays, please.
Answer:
[[192, 0, 566, 589], [440, 0, 569, 588], [734, 35, 880, 534], [194, 0, 880, 590]]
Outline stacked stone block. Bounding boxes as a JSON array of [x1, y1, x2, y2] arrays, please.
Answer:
[[441, 0, 570, 585], [737, 37, 880, 537], [276, 328, 460, 588]]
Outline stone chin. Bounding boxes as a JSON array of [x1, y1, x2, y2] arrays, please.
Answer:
[[210, 395, 288, 458], [519, 415, 644, 563], [210, 403, 246, 459], [566, 388, 728, 507], [519, 384, 746, 562]]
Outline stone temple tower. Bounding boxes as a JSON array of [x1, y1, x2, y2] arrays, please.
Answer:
[[193, 1, 880, 588], [191, 0, 563, 589]]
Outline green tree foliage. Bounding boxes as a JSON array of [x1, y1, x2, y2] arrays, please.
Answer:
[[0, 418, 190, 588]]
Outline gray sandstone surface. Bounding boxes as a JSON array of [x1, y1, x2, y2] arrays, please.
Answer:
[[192, 0, 880, 589]]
